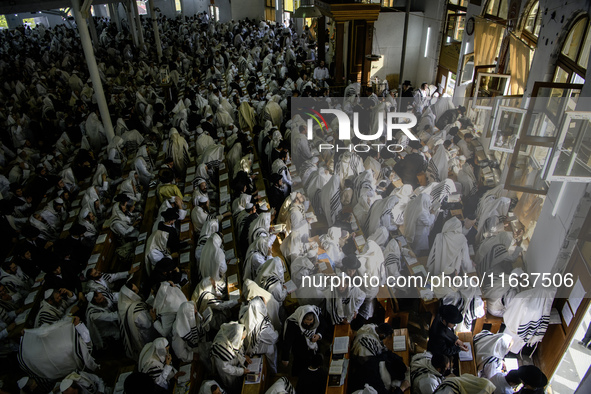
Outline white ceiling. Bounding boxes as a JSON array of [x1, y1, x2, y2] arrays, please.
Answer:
[[0, 0, 120, 15]]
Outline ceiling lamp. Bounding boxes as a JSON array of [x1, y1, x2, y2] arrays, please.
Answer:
[[365, 26, 382, 61], [293, 2, 322, 18]]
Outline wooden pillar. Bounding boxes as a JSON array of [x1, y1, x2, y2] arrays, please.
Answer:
[[362, 21, 374, 86], [317, 16, 326, 62], [335, 22, 345, 85]]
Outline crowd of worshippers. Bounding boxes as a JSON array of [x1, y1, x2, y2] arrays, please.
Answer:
[[0, 10, 549, 394]]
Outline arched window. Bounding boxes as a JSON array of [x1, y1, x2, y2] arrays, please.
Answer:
[[521, 0, 542, 46], [554, 15, 591, 84]]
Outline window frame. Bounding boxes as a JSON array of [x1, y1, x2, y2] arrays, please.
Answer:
[[554, 15, 590, 83], [521, 0, 541, 47], [471, 72, 511, 110], [546, 111, 591, 182], [489, 106, 528, 153]]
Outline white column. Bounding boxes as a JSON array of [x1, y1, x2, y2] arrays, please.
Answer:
[[148, 0, 162, 61], [71, 0, 115, 144], [109, 2, 121, 32], [125, 0, 138, 47], [130, 0, 145, 50], [87, 13, 99, 47]]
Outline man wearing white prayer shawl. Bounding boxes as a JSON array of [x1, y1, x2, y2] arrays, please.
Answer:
[[427, 217, 473, 276], [152, 281, 188, 338], [171, 301, 212, 363], [243, 236, 272, 282], [321, 174, 342, 227], [107, 136, 126, 166], [255, 257, 287, 331], [475, 232, 521, 276], [199, 380, 225, 394], [266, 377, 295, 394], [84, 109, 106, 153], [457, 161, 477, 198], [78, 208, 98, 241], [291, 125, 314, 169], [299, 156, 319, 187], [364, 195, 400, 235], [0, 260, 32, 298], [319, 227, 348, 267], [281, 305, 325, 376], [441, 286, 485, 333], [502, 287, 556, 354], [475, 197, 511, 244], [144, 230, 171, 276], [135, 145, 155, 189], [138, 338, 181, 390], [336, 151, 365, 188], [431, 374, 495, 394], [196, 130, 215, 157], [35, 288, 77, 327], [168, 128, 191, 174], [410, 352, 449, 394], [272, 153, 293, 189], [473, 331, 513, 379], [85, 267, 135, 303], [211, 322, 250, 392], [18, 320, 98, 390], [402, 194, 435, 256], [59, 370, 105, 394], [324, 274, 365, 325], [384, 238, 402, 278], [118, 282, 158, 360], [426, 141, 450, 183], [248, 212, 273, 245], [239, 296, 279, 373], [85, 290, 119, 350], [199, 234, 227, 283], [356, 240, 386, 321], [351, 323, 392, 358], [481, 268, 523, 318]]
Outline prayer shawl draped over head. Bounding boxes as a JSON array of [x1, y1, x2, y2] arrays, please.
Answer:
[[364, 195, 399, 235], [352, 324, 387, 358], [476, 197, 511, 242], [145, 230, 170, 276], [199, 380, 226, 394], [153, 282, 188, 337], [138, 337, 177, 387], [211, 322, 246, 362], [427, 217, 472, 275], [384, 238, 402, 278], [321, 174, 342, 227], [168, 128, 191, 173], [243, 237, 271, 282], [402, 193, 431, 243], [410, 352, 444, 392], [284, 305, 322, 351], [442, 287, 485, 333], [476, 185, 507, 219], [18, 320, 98, 381], [320, 227, 345, 266], [324, 275, 366, 325], [239, 296, 273, 354], [195, 217, 219, 260], [503, 287, 556, 353], [457, 163, 477, 197], [432, 373, 496, 394], [427, 144, 449, 183], [118, 284, 151, 360], [266, 377, 295, 394], [249, 213, 271, 244], [430, 179, 456, 205], [255, 257, 285, 294], [336, 152, 364, 187], [172, 301, 210, 362], [475, 231, 514, 274], [200, 233, 226, 281], [473, 330, 512, 378]]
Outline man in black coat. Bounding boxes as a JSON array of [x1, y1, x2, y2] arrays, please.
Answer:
[[427, 304, 468, 375], [157, 208, 189, 254], [393, 140, 427, 189]]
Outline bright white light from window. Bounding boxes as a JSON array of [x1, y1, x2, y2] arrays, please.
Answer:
[[424, 27, 430, 58], [552, 183, 566, 217]]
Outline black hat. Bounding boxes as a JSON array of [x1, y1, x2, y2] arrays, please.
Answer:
[[440, 304, 463, 324], [518, 365, 548, 389], [70, 223, 86, 236], [409, 140, 422, 150], [162, 207, 179, 221], [270, 173, 283, 184], [342, 256, 361, 270], [115, 193, 130, 203], [377, 322, 394, 337], [403, 80, 411, 86], [22, 225, 41, 238]]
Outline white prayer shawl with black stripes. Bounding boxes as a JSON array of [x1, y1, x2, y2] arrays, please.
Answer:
[[284, 305, 322, 351], [138, 338, 177, 389], [473, 330, 512, 379], [429, 179, 456, 205], [442, 286, 485, 333], [432, 374, 496, 394], [503, 287, 555, 353], [211, 322, 246, 363], [192, 277, 227, 314], [266, 377, 295, 394], [172, 301, 210, 362], [18, 320, 98, 383], [35, 296, 76, 327], [410, 352, 444, 393], [364, 195, 399, 235], [336, 152, 364, 188], [321, 174, 342, 227], [153, 282, 188, 338], [457, 163, 477, 197], [238, 297, 276, 355], [324, 285, 366, 325], [384, 238, 402, 278], [426, 144, 449, 184], [352, 324, 387, 357]]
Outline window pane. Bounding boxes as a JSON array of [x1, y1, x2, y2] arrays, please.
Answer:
[[498, 0, 508, 20], [562, 18, 588, 62], [525, 2, 541, 36], [550, 116, 591, 180], [554, 66, 570, 83], [578, 28, 591, 69], [284, 0, 294, 12], [507, 142, 551, 192], [486, 0, 500, 16], [491, 107, 525, 152], [525, 112, 558, 138]]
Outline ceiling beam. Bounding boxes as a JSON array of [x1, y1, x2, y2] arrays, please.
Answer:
[[0, 0, 118, 16]]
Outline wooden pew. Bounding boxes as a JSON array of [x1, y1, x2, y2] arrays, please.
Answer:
[[326, 324, 354, 393], [472, 310, 504, 335], [241, 356, 269, 394]]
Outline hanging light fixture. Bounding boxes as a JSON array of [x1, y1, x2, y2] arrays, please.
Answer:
[[293, 0, 322, 18], [365, 26, 382, 61]]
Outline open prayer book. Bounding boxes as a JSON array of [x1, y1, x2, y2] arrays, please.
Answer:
[[459, 343, 473, 361]]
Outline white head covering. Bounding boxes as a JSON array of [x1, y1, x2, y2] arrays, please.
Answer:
[[284, 305, 321, 351], [402, 193, 431, 243], [17, 377, 29, 389], [426, 217, 469, 275], [199, 234, 226, 281], [138, 337, 170, 374]]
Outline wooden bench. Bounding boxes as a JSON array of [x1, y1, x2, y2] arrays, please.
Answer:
[[472, 310, 504, 334], [326, 323, 354, 394], [241, 355, 269, 394]]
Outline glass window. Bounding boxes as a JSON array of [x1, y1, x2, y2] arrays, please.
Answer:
[[486, 0, 508, 20], [578, 28, 591, 69], [175, 0, 181, 12], [506, 141, 551, 193], [284, 0, 294, 13], [472, 73, 511, 109], [562, 18, 587, 61], [547, 112, 591, 181], [524, 2, 542, 37], [554, 66, 570, 83], [136, 1, 147, 15], [461, 53, 475, 84], [490, 107, 527, 152], [449, 0, 468, 6]]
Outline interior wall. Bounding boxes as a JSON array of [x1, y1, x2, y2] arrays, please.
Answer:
[[371, 12, 425, 87], [5, 12, 68, 29], [181, 0, 209, 18], [231, 0, 264, 22], [215, 0, 231, 23]]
